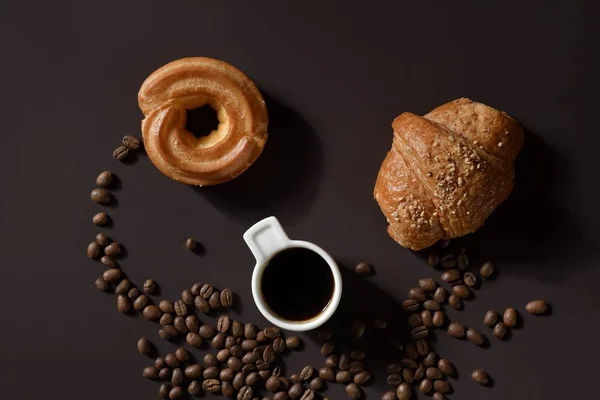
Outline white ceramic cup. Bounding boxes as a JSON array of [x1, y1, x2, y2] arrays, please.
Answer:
[[243, 216, 343, 332]]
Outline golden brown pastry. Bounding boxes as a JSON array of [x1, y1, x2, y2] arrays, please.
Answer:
[[138, 57, 268, 186], [374, 98, 524, 251]]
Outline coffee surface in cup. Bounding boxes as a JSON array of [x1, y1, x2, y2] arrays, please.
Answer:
[[261, 247, 334, 321]]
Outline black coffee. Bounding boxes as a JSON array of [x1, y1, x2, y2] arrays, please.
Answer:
[[261, 247, 334, 321]]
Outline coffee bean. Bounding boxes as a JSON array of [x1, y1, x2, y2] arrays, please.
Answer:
[[184, 332, 201, 347], [263, 345, 276, 363], [220, 368, 235, 381], [345, 383, 361, 399], [256, 359, 269, 371], [136, 338, 152, 355], [433, 380, 450, 393], [408, 287, 427, 302], [407, 313, 421, 328], [418, 278, 438, 292], [87, 241, 102, 259], [388, 363, 403, 374], [200, 284, 214, 299], [423, 300, 441, 311], [526, 299, 549, 315], [141, 279, 156, 294], [339, 353, 350, 371], [466, 328, 485, 345], [264, 326, 281, 339], [176, 290, 192, 306], [433, 287, 447, 303], [188, 380, 201, 396], [353, 371, 371, 385], [216, 315, 231, 333], [396, 382, 411, 400], [452, 285, 470, 299], [112, 144, 130, 161], [159, 313, 173, 326], [440, 254, 456, 269], [244, 372, 259, 386], [269, 337, 284, 354], [101, 255, 117, 268], [320, 341, 335, 356], [455, 251, 468, 269], [493, 322, 508, 339], [437, 359, 454, 376], [290, 374, 302, 384], [319, 367, 335, 381], [352, 320, 366, 339], [122, 134, 141, 150], [419, 378, 433, 394], [159, 367, 171, 380], [267, 376, 281, 392], [143, 366, 159, 379], [242, 339, 258, 352], [448, 295, 462, 310], [387, 373, 402, 386], [274, 391, 288, 400], [324, 354, 338, 368], [279, 376, 291, 390], [117, 295, 130, 313], [447, 322, 465, 338], [194, 296, 210, 313], [171, 368, 184, 386], [480, 261, 495, 278], [228, 356, 243, 372], [426, 367, 443, 380], [242, 352, 258, 365], [104, 242, 121, 258], [156, 300, 173, 314], [355, 261, 373, 276], [173, 316, 187, 334], [230, 372, 246, 390], [91, 188, 111, 205], [309, 377, 324, 391], [222, 381, 235, 398], [382, 391, 397, 400], [163, 353, 179, 368], [185, 364, 203, 379], [349, 361, 364, 375], [432, 392, 446, 400], [203, 379, 221, 393], [411, 326, 429, 339], [115, 279, 130, 295], [159, 324, 177, 340], [482, 310, 498, 327], [286, 336, 301, 349], [335, 370, 351, 383], [503, 307, 518, 327], [416, 364, 428, 380], [401, 358, 418, 369], [159, 384, 171, 399], [471, 368, 490, 385], [374, 318, 388, 330], [200, 354, 216, 368], [239, 386, 254, 400], [183, 315, 199, 333], [441, 269, 461, 283], [92, 212, 109, 226], [203, 366, 220, 379], [182, 237, 197, 252], [169, 386, 183, 400], [173, 348, 189, 363], [95, 277, 109, 292], [402, 299, 419, 312], [231, 345, 244, 358], [209, 291, 222, 309], [463, 272, 477, 287], [416, 339, 429, 357], [423, 351, 437, 367], [421, 310, 433, 327], [402, 368, 414, 384], [288, 383, 304, 399], [432, 311, 444, 327]]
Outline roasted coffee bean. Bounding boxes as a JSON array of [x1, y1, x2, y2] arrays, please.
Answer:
[[353, 371, 371, 385], [414, 364, 426, 381], [142, 279, 156, 294], [122, 135, 141, 149], [112, 145, 130, 161], [419, 378, 433, 394], [408, 287, 428, 302], [159, 367, 171, 380], [352, 320, 366, 339], [242, 339, 258, 352], [173, 300, 187, 317], [237, 323, 256, 339], [183, 237, 197, 251], [222, 381, 235, 398], [101, 255, 117, 268], [290, 374, 302, 384], [447, 322, 465, 338], [355, 261, 373, 276], [128, 287, 140, 299], [174, 317, 187, 334], [274, 392, 288, 400], [466, 328, 485, 345], [159, 383, 171, 399], [416, 339, 429, 357], [171, 368, 184, 386], [401, 358, 418, 369], [324, 354, 339, 368], [456, 252, 469, 270], [117, 295, 130, 313], [441, 269, 461, 283], [337, 370, 352, 383], [95, 277, 109, 292], [188, 380, 201, 396], [158, 300, 174, 314], [408, 314, 422, 328], [133, 295, 148, 311], [480, 261, 495, 278], [402, 368, 414, 384], [423, 352, 437, 368], [242, 352, 258, 365], [428, 252, 440, 268], [348, 361, 364, 375], [388, 363, 403, 374], [194, 296, 210, 313], [493, 322, 508, 339], [526, 300, 549, 315], [411, 326, 429, 339], [208, 291, 222, 309], [271, 337, 285, 353], [483, 310, 499, 327], [423, 300, 441, 311], [137, 337, 153, 355], [255, 359, 269, 371], [463, 272, 477, 287], [203, 379, 221, 393], [95, 232, 110, 247], [218, 288, 233, 308], [203, 366, 220, 379], [238, 386, 254, 400], [433, 287, 447, 303], [91, 188, 111, 205], [231, 372, 246, 390], [421, 310, 433, 327], [92, 212, 109, 226], [228, 357, 243, 372], [434, 380, 450, 393], [339, 353, 350, 370], [387, 373, 402, 386], [87, 241, 102, 259], [96, 170, 114, 188], [439, 253, 456, 269], [345, 383, 361, 399], [303, 388, 317, 400], [309, 377, 324, 392], [405, 342, 418, 359], [190, 282, 202, 296], [418, 278, 438, 292], [382, 391, 397, 400], [217, 315, 231, 333], [279, 376, 291, 390], [432, 391, 446, 399], [143, 366, 159, 380], [231, 345, 244, 358], [179, 289, 194, 306], [263, 345, 276, 363], [160, 325, 178, 340], [452, 285, 470, 299], [185, 364, 203, 379], [265, 326, 281, 339], [172, 348, 189, 363], [203, 353, 218, 367], [320, 341, 335, 356], [244, 372, 259, 386], [258, 369, 271, 381], [503, 307, 518, 327], [396, 382, 411, 400], [220, 368, 235, 381], [267, 376, 281, 392], [285, 336, 301, 349], [104, 241, 121, 258], [350, 349, 365, 360], [288, 383, 304, 399], [448, 295, 462, 310], [437, 359, 454, 376], [116, 279, 131, 295], [253, 331, 264, 342], [426, 367, 443, 380], [226, 320, 242, 338], [165, 353, 180, 368], [432, 311, 445, 327], [200, 284, 214, 299], [402, 299, 419, 312], [184, 315, 200, 333], [319, 367, 335, 381], [374, 317, 388, 330], [186, 332, 202, 347], [169, 386, 184, 400]]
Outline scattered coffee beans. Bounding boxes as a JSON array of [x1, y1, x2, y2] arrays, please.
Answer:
[[220, 289, 233, 308], [438, 359, 454, 376], [452, 284, 470, 299], [95, 277, 109, 291], [115, 279, 130, 295], [143, 366, 159, 380], [483, 310, 499, 327], [354, 370, 372, 385], [100, 255, 117, 268], [200, 284, 214, 299], [434, 380, 450, 393], [457, 252, 469, 270], [137, 337, 153, 355], [428, 252, 440, 268], [408, 287, 427, 302], [503, 307, 518, 327], [418, 278, 438, 292], [123, 135, 141, 150], [104, 241, 121, 258], [96, 171, 114, 188], [355, 261, 373, 276], [171, 368, 184, 386], [448, 295, 462, 310], [480, 261, 495, 278], [526, 299, 549, 314], [419, 378, 433, 394], [92, 212, 109, 226], [441, 269, 461, 283], [432, 311, 445, 327], [424, 351, 438, 367], [349, 361, 364, 375], [91, 188, 111, 205], [194, 296, 210, 313], [396, 382, 411, 400], [159, 383, 171, 399], [185, 237, 197, 251], [403, 299, 419, 312], [289, 383, 304, 399], [309, 377, 324, 391], [471, 368, 490, 385], [319, 367, 335, 381], [345, 383, 361, 399], [421, 310, 433, 327], [113, 145, 130, 161], [493, 322, 508, 339], [169, 386, 183, 400], [203, 379, 221, 393], [159, 368, 171, 380], [143, 305, 161, 321], [447, 322, 465, 338], [411, 326, 429, 339], [143, 279, 157, 294], [286, 336, 301, 349], [463, 272, 477, 287], [188, 380, 201, 396], [87, 241, 102, 259], [466, 328, 485, 345], [174, 300, 187, 317], [423, 300, 441, 311], [209, 291, 222, 309], [184, 364, 203, 379], [321, 342, 335, 356]]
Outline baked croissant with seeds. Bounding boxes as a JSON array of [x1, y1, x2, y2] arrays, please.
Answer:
[[374, 98, 524, 251]]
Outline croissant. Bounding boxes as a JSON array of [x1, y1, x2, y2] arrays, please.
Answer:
[[374, 98, 524, 251]]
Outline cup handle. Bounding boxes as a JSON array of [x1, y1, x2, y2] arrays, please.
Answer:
[[243, 216, 290, 265]]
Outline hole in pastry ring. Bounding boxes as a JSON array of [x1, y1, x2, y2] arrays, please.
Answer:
[[138, 57, 268, 186]]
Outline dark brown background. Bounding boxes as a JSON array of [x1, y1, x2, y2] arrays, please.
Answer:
[[1, 1, 599, 399]]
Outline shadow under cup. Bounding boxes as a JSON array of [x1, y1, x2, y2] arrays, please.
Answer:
[[257, 247, 338, 326]]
